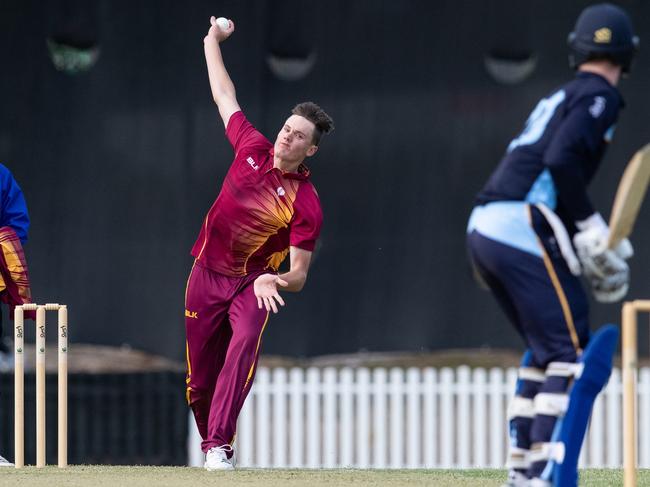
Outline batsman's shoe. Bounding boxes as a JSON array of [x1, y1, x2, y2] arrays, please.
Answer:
[[501, 470, 528, 487], [204, 445, 234, 471], [0, 455, 14, 467]]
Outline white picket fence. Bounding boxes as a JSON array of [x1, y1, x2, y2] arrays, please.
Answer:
[[188, 366, 650, 468]]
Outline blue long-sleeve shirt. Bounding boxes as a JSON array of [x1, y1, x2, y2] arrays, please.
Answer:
[[475, 72, 622, 232], [0, 164, 30, 244]]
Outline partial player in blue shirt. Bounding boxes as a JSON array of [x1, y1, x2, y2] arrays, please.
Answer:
[[476, 72, 622, 230], [0, 164, 29, 244], [0, 163, 30, 467], [467, 4, 638, 486]]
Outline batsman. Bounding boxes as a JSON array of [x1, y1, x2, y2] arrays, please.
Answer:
[[467, 4, 639, 486], [184, 16, 333, 470]]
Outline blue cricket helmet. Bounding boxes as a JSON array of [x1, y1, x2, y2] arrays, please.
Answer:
[[568, 3, 639, 73]]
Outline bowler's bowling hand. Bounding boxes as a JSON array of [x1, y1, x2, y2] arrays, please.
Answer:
[[254, 274, 288, 314], [204, 16, 235, 44]]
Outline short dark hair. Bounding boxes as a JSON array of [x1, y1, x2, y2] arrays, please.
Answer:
[[291, 102, 334, 145]]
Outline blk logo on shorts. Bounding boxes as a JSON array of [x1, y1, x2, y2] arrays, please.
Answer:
[[185, 309, 198, 319]]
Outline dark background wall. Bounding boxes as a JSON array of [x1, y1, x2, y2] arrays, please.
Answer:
[[1, 0, 648, 361]]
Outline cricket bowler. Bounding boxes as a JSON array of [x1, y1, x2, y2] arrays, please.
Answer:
[[184, 16, 334, 470]]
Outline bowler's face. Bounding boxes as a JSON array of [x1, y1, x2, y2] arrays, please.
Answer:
[[274, 115, 318, 161]]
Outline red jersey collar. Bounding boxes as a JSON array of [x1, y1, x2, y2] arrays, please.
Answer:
[[266, 149, 311, 180], [282, 163, 311, 180]]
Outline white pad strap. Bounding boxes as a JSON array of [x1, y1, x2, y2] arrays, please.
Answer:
[[529, 441, 566, 464], [546, 361, 579, 378], [508, 396, 535, 420], [534, 393, 569, 417], [519, 366, 546, 382], [506, 447, 530, 470]]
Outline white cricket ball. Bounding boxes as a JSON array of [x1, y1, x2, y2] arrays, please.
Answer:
[[216, 17, 230, 30]]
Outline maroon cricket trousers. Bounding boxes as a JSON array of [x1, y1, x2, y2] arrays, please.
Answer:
[[184, 261, 269, 453]]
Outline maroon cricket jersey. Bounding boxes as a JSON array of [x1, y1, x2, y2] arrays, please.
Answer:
[[191, 111, 323, 277]]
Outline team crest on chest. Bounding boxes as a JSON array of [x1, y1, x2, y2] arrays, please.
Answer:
[[276, 186, 286, 197]]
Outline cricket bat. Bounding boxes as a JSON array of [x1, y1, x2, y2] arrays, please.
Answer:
[[607, 143, 650, 249]]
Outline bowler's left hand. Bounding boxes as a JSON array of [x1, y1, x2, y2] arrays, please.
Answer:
[[253, 274, 288, 313]]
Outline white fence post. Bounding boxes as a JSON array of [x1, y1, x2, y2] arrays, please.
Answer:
[[406, 367, 421, 468], [423, 367, 437, 467], [289, 367, 304, 467], [237, 387, 253, 466], [588, 392, 604, 466], [389, 367, 404, 468], [255, 368, 271, 467], [472, 367, 487, 467], [306, 367, 320, 468], [457, 366, 471, 468], [607, 368, 621, 467], [340, 367, 354, 467], [356, 368, 371, 468], [488, 368, 505, 468], [440, 367, 454, 468], [272, 368, 288, 468], [372, 368, 388, 468], [323, 367, 337, 468], [187, 412, 203, 467]]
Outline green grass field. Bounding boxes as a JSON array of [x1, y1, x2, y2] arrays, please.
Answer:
[[1, 467, 649, 487]]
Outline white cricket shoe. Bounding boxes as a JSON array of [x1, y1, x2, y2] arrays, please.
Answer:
[[204, 445, 234, 471], [0, 455, 14, 467], [501, 470, 528, 487]]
